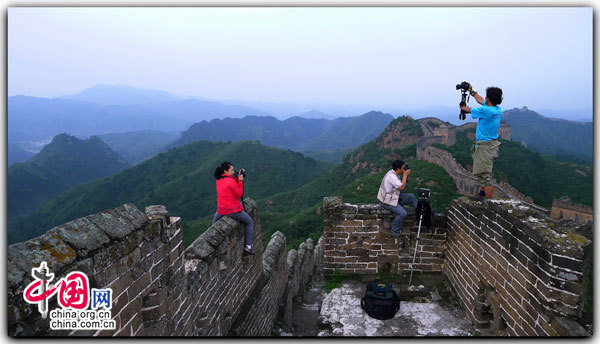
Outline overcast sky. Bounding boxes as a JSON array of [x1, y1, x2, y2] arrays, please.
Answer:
[[8, 7, 593, 118]]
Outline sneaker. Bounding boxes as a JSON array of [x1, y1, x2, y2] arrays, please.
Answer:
[[243, 247, 254, 255]]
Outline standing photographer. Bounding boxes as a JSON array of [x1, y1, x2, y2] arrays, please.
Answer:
[[376, 160, 418, 237], [213, 161, 254, 255], [459, 84, 503, 199]]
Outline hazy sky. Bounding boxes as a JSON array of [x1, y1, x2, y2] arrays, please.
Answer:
[[8, 7, 593, 116]]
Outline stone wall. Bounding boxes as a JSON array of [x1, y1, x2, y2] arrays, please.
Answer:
[[416, 143, 484, 197], [444, 198, 591, 336], [455, 121, 510, 141], [8, 203, 183, 337], [550, 197, 593, 225], [8, 200, 321, 337], [498, 123, 511, 141], [321, 197, 445, 276], [182, 199, 264, 336], [277, 237, 316, 329], [229, 232, 288, 336], [416, 142, 538, 206]]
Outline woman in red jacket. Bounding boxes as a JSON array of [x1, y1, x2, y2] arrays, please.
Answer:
[[213, 161, 254, 255]]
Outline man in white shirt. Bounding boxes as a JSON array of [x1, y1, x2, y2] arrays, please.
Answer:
[[376, 160, 418, 237]]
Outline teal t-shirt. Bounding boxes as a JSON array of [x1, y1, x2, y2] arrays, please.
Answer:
[[471, 101, 502, 141]]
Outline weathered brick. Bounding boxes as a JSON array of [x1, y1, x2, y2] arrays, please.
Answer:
[[169, 245, 181, 264], [551, 255, 583, 272], [153, 244, 170, 264], [520, 319, 538, 336], [129, 273, 151, 299], [117, 297, 142, 327], [538, 317, 558, 336], [169, 230, 183, 251], [340, 220, 363, 226], [517, 242, 538, 264], [109, 272, 134, 298], [151, 257, 170, 282]]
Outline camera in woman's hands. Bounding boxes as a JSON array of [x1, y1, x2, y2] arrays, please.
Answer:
[[234, 168, 247, 178]]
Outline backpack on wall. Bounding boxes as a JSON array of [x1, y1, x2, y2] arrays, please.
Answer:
[[360, 282, 400, 320]]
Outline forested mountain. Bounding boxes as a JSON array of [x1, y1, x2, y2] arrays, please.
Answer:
[[9, 141, 334, 244], [245, 115, 441, 248], [8, 134, 130, 222], [165, 111, 395, 162], [8, 143, 34, 166], [10, 110, 593, 252], [502, 107, 593, 163], [96, 130, 180, 165]]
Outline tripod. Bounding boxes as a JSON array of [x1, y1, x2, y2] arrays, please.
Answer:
[[408, 196, 432, 287], [459, 90, 470, 121]]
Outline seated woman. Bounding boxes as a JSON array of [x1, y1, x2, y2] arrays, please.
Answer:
[[213, 161, 254, 255]]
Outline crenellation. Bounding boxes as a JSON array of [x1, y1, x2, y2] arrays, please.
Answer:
[[443, 197, 591, 336]]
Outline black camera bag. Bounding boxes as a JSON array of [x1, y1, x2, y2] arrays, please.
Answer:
[[360, 282, 400, 320]]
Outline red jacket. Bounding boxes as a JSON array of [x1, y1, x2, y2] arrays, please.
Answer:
[[216, 174, 244, 215]]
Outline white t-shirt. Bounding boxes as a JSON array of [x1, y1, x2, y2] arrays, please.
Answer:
[[383, 170, 402, 193]]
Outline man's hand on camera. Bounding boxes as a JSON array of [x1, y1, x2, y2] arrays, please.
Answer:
[[404, 168, 411, 176], [467, 83, 473, 92]]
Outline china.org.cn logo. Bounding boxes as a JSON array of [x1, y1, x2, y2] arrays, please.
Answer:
[[23, 261, 116, 331]]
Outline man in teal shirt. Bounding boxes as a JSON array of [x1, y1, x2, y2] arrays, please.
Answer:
[[460, 84, 503, 199]]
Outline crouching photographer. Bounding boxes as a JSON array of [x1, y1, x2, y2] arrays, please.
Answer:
[[213, 161, 254, 255], [458, 83, 503, 199], [376, 160, 418, 237]]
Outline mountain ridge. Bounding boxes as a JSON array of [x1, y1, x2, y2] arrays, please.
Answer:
[[164, 111, 395, 162], [8, 133, 130, 222], [8, 140, 334, 245]]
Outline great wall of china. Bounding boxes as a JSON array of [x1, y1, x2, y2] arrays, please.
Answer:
[[7, 118, 592, 337]]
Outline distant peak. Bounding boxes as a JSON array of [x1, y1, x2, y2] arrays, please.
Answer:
[[51, 133, 78, 143], [60, 84, 180, 106]]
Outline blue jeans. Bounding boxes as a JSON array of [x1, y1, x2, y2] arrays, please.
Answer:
[[380, 193, 418, 235], [213, 211, 254, 246]]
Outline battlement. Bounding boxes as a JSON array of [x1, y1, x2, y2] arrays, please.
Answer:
[[550, 196, 593, 225], [7, 195, 590, 337], [322, 197, 591, 336], [8, 200, 321, 337]]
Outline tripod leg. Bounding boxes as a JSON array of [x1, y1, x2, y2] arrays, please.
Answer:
[[408, 213, 424, 287]]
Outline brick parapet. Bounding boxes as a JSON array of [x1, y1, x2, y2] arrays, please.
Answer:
[[552, 198, 593, 215], [443, 198, 591, 336], [228, 231, 288, 336], [277, 236, 316, 329], [321, 196, 445, 276], [8, 198, 325, 337]]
